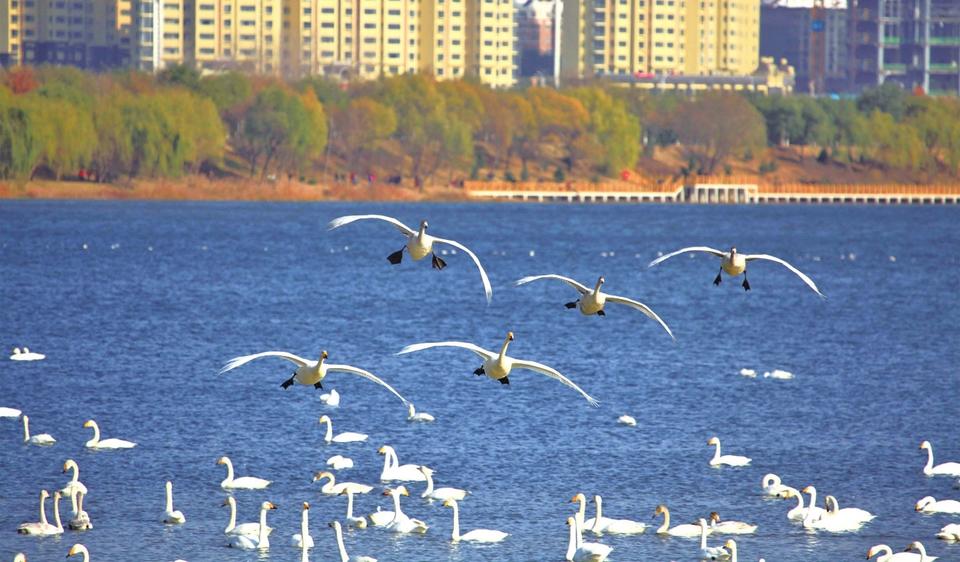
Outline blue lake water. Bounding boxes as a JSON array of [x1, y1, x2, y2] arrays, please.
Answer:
[[1, 201, 958, 562]]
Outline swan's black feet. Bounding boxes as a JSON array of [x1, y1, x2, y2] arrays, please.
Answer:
[[431, 254, 447, 270], [498, 377, 510, 385], [713, 271, 723, 286], [597, 310, 605, 317], [314, 381, 324, 390], [742, 277, 751, 291], [281, 376, 295, 389], [564, 301, 578, 309], [473, 366, 485, 376], [387, 249, 404, 264]]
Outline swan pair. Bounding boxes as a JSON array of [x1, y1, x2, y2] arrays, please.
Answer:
[[226, 501, 276, 549], [162, 481, 185, 524], [920, 441, 960, 477], [68, 490, 92, 530], [327, 214, 493, 303], [800, 486, 874, 532], [222, 496, 273, 537], [565, 516, 612, 561], [313, 471, 373, 495], [20, 414, 55, 446], [10, 347, 45, 361], [378, 445, 426, 482], [83, 419, 136, 449], [398, 332, 599, 406], [514, 274, 674, 339], [380, 487, 428, 533], [319, 415, 368, 443], [570, 493, 646, 535], [18, 489, 62, 536], [221, 349, 410, 404], [218, 456, 271, 489], [443, 498, 507, 542], [779, 486, 825, 521], [915, 496, 960, 514], [708, 437, 751, 467], [331, 520, 377, 561], [648, 246, 824, 297], [419, 466, 468, 501], [867, 542, 937, 561]]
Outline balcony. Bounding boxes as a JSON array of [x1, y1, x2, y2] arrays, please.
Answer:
[[882, 36, 900, 45], [929, 36, 960, 46], [928, 62, 959, 73], [882, 63, 907, 73]]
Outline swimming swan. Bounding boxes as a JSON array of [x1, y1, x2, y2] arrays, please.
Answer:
[[709, 512, 757, 534], [61, 459, 88, 497], [218, 456, 271, 490], [443, 498, 507, 542], [824, 495, 874, 523], [0, 406, 22, 418], [292, 502, 314, 549], [367, 485, 411, 527], [419, 466, 468, 501], [780, 486, 825, 521], [762, 474, 790, 497], [340, 489, 368, 528], [320, 388, 341, 406], [11, 347, 45, 361], [653, 504, 702, 537], [648, 246, 824, 297], [34, 490, 63, 536], [915, 496, 960, 514], [398, 332, 599, 406], [565, 516, 612, 561], [617, 415, 637, 426], [21, 415, 55, 446], [313, 471, 373, 495], [515, 274, 674, 338], [571, 493, 598, 531], [162, 481, 186, 524], [803, 487, 868, 532], [222, 496, 272, 537], [327, 215, 492, 303], [588, 495, 646, 535], [407, 403, 435, 422], [698, 518, 730, 560], [327, 454, 354, 470], [220, 350, 409, 405], [83, 419, 136, 449], [920, 441, 960, 477], [67, 544, 90, 561], [331, 520, 377, 562], [867, 542, 938, 562], [937, 523, 960, 541], [18, 489, 53, 535], [378, 445, 427, 482], [13, 553, 26, 562], [383, 487, 428, 533], [69, 490, 92, 530], [318, 415, 368, 443], [708, 437, 751, 467], [227, 501, 276, 550]]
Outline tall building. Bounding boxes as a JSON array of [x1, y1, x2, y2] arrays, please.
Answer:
[[559, 0, 760, 81], [761, 2, 847, 93], [517, 0, 555, 78], [465, 0, 516, 86], [849, 0, 960, 95]]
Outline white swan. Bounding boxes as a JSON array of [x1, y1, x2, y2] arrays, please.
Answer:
[[419, 466, 468, 501], [407, 403, 435, 422], [34, 490, 63, 536], [220, 349, 409, 404], [514, 274, 674, 339], [723, 539, 743, 562], [61, 459, 88, 497], [937, 523, 960, 541], [222, 496, 272, 537], [83, 419, 136, 449], [867, 542, 938, 562], [653, 504, 702, 537], [762, 474, 790, 497], [13, 553, 26, 562], [698, 518, 730, 560], [764, 369, 794, 380], [398, 332, 599, 406], [378, 445, 426, 482], [218, 456, 271, 490], [340, 489, 368, 528], [313, 471, 373, 495], [383, 487, 428, 533], [443, 498, 507, 542], [327, 454, 354, 470], [18, 489, 53, 535], [320, 388, 341, 406], [802, 487, 868, 532], [780, 486, 825, 521], [617, 415, 637, 426], [20, 414, 55, 446], [709, 512, 757, 534], [0, 406, 22, 418], [291, 502, 314, 549], [69, 490, 92, 530], [67, 544, 90, 561], [565, 516, 612, 562], [648, 246, 824, 297], [11, 347, 45, 361], [920, 441, 960, 477], [708, 437, 751, 467], [227, 501, 276, 549], [916, 496, 960, 514], [319, 415, 368, 443], [327, 215, 492, 303], [824, 495, 875, 524], [162, 481, 186, 524], [570, 493, 597, 531], [367, 485, 409, 527], [331, 521, 377, 562], [588, 495, 646, 535]]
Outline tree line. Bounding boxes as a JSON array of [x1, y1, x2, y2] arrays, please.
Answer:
[[1, 65, 958, 184]]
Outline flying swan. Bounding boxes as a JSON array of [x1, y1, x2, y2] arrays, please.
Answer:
[[515, 274, 674, 339], [398, 332, 599, 406], [83, 419, 136, 449], [327, 215, 493, 303], [648, 246, 824, 297], [220, 349, 409, 405]]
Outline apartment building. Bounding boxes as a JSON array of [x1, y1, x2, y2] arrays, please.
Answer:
[[761, 2, 847, 93], [466, 0, 516, 86]]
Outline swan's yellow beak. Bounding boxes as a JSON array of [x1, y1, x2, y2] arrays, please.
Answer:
[[83, 420, 93, 428], [322, 350, 329, 359], [221, 499, 230, 507], [377, 446, 386, 454], [443, 499, 454, 507], [802, 486, 813, 494], [507, 332, 515, 341]]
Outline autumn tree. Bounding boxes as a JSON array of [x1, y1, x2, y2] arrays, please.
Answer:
[[672, 92, 766, 174]]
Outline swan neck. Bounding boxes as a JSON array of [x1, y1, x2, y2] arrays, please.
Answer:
[[320, 474, 334, 494], [498, 338, 511, 360], [322, 418, 333, 441], [301, 508, 309, 538], [591, 497, 603, 532], [22, 417, 29, 441], [52, 493, 62, 531], [573, 515, 584, 549], [450, 502, 460, 540], [593, 278, 604, 292], [574, 497, 585, 528], [226, 499, 237, 531], [345, 491, 354, 518], [335, 524, 349, 562], [566, 521, 577, 560], [86, 423, 100, 447], [69, 464, 79, 483], [423, 471, 434, 496], [712, 441, 722, 461], [390, 490, 404, 520], [39, 493, 48, 527], [803, 489, 818, 525], [657, 508, 670, 533], [258, 506, 269, 545], [699, 520, 708, 549], [924, 446, 934, 472], [729, 542, 738, 562], [223, 459, 235, 483], [71, 490, 79, 516]]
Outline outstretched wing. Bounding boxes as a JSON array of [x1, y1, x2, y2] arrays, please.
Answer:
[[326, 215, 416, 237], [647, 246, 726, 268], [219, 351, 310, 374], [514, 274, 590, 295], [743, 254, 825, 298], [511, 359, 599, 407], [397, 341, 495, 362], [605, 295, 676, 341], [432, 236, 493, 304], [325, 363, 410, 405]]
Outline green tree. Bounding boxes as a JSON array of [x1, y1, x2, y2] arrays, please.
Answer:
[[569, 87, 641, 174]]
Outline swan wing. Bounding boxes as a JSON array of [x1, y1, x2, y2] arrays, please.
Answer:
[[743, 254, 825, 298], [431, 236, 493, 304], [327, 214, 416, 237], [511, 359, 599, 407], [604, 294, 675, 340], [325, 363, 410, 405], [397, 341, 495, 362], [219, 351, 310, 374], [648, 246, 726, 267], [514, 274, 590, 295]]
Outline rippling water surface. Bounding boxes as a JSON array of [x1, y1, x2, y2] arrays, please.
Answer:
[[1, 201, 959, 562]]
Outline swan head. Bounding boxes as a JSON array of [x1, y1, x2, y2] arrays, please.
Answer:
[[23, 347, 29, 353], [63, 459, 78, 473], [41, 489, 50, 500], [919, 440, 931, 450], [221, 497, 235, 508], [12, 347, 20, 355], [321, 350, 328, 360], [442, 498, 458, 508], [730, 247, 738, 255], [260, 501, 277, 511], [318, 415, 331, 424], [915, 496, 935, 511], [506, 331, 515, 342], [653, 504, 668, 518], [82, 420, 97, 430], [698, 517, 708, 528], [383, 486, 409, 497], [724, 539, 737, 553], [329, 520, 343, 531], [710, 511, 721, 522], [565, 516, 576, 526], [778, 487, 797, 499], [570, 493, 586, 504], [824, 495, 839, 512], [420, 220, 429, 231], [216, 456, 230, 466], [707, 436, 720, 446], [377, 445, 393, 455], [312, 471, 334, 483], [67, 544, 87, 557], [801, 485, 816, 495], [302, 501, 310, 511], [597, 276, 605, 286], [419, 465, 434, 476], [904, 542, 925, 554], [165, 481, 173, 492], [866, 545, 886, 559]]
